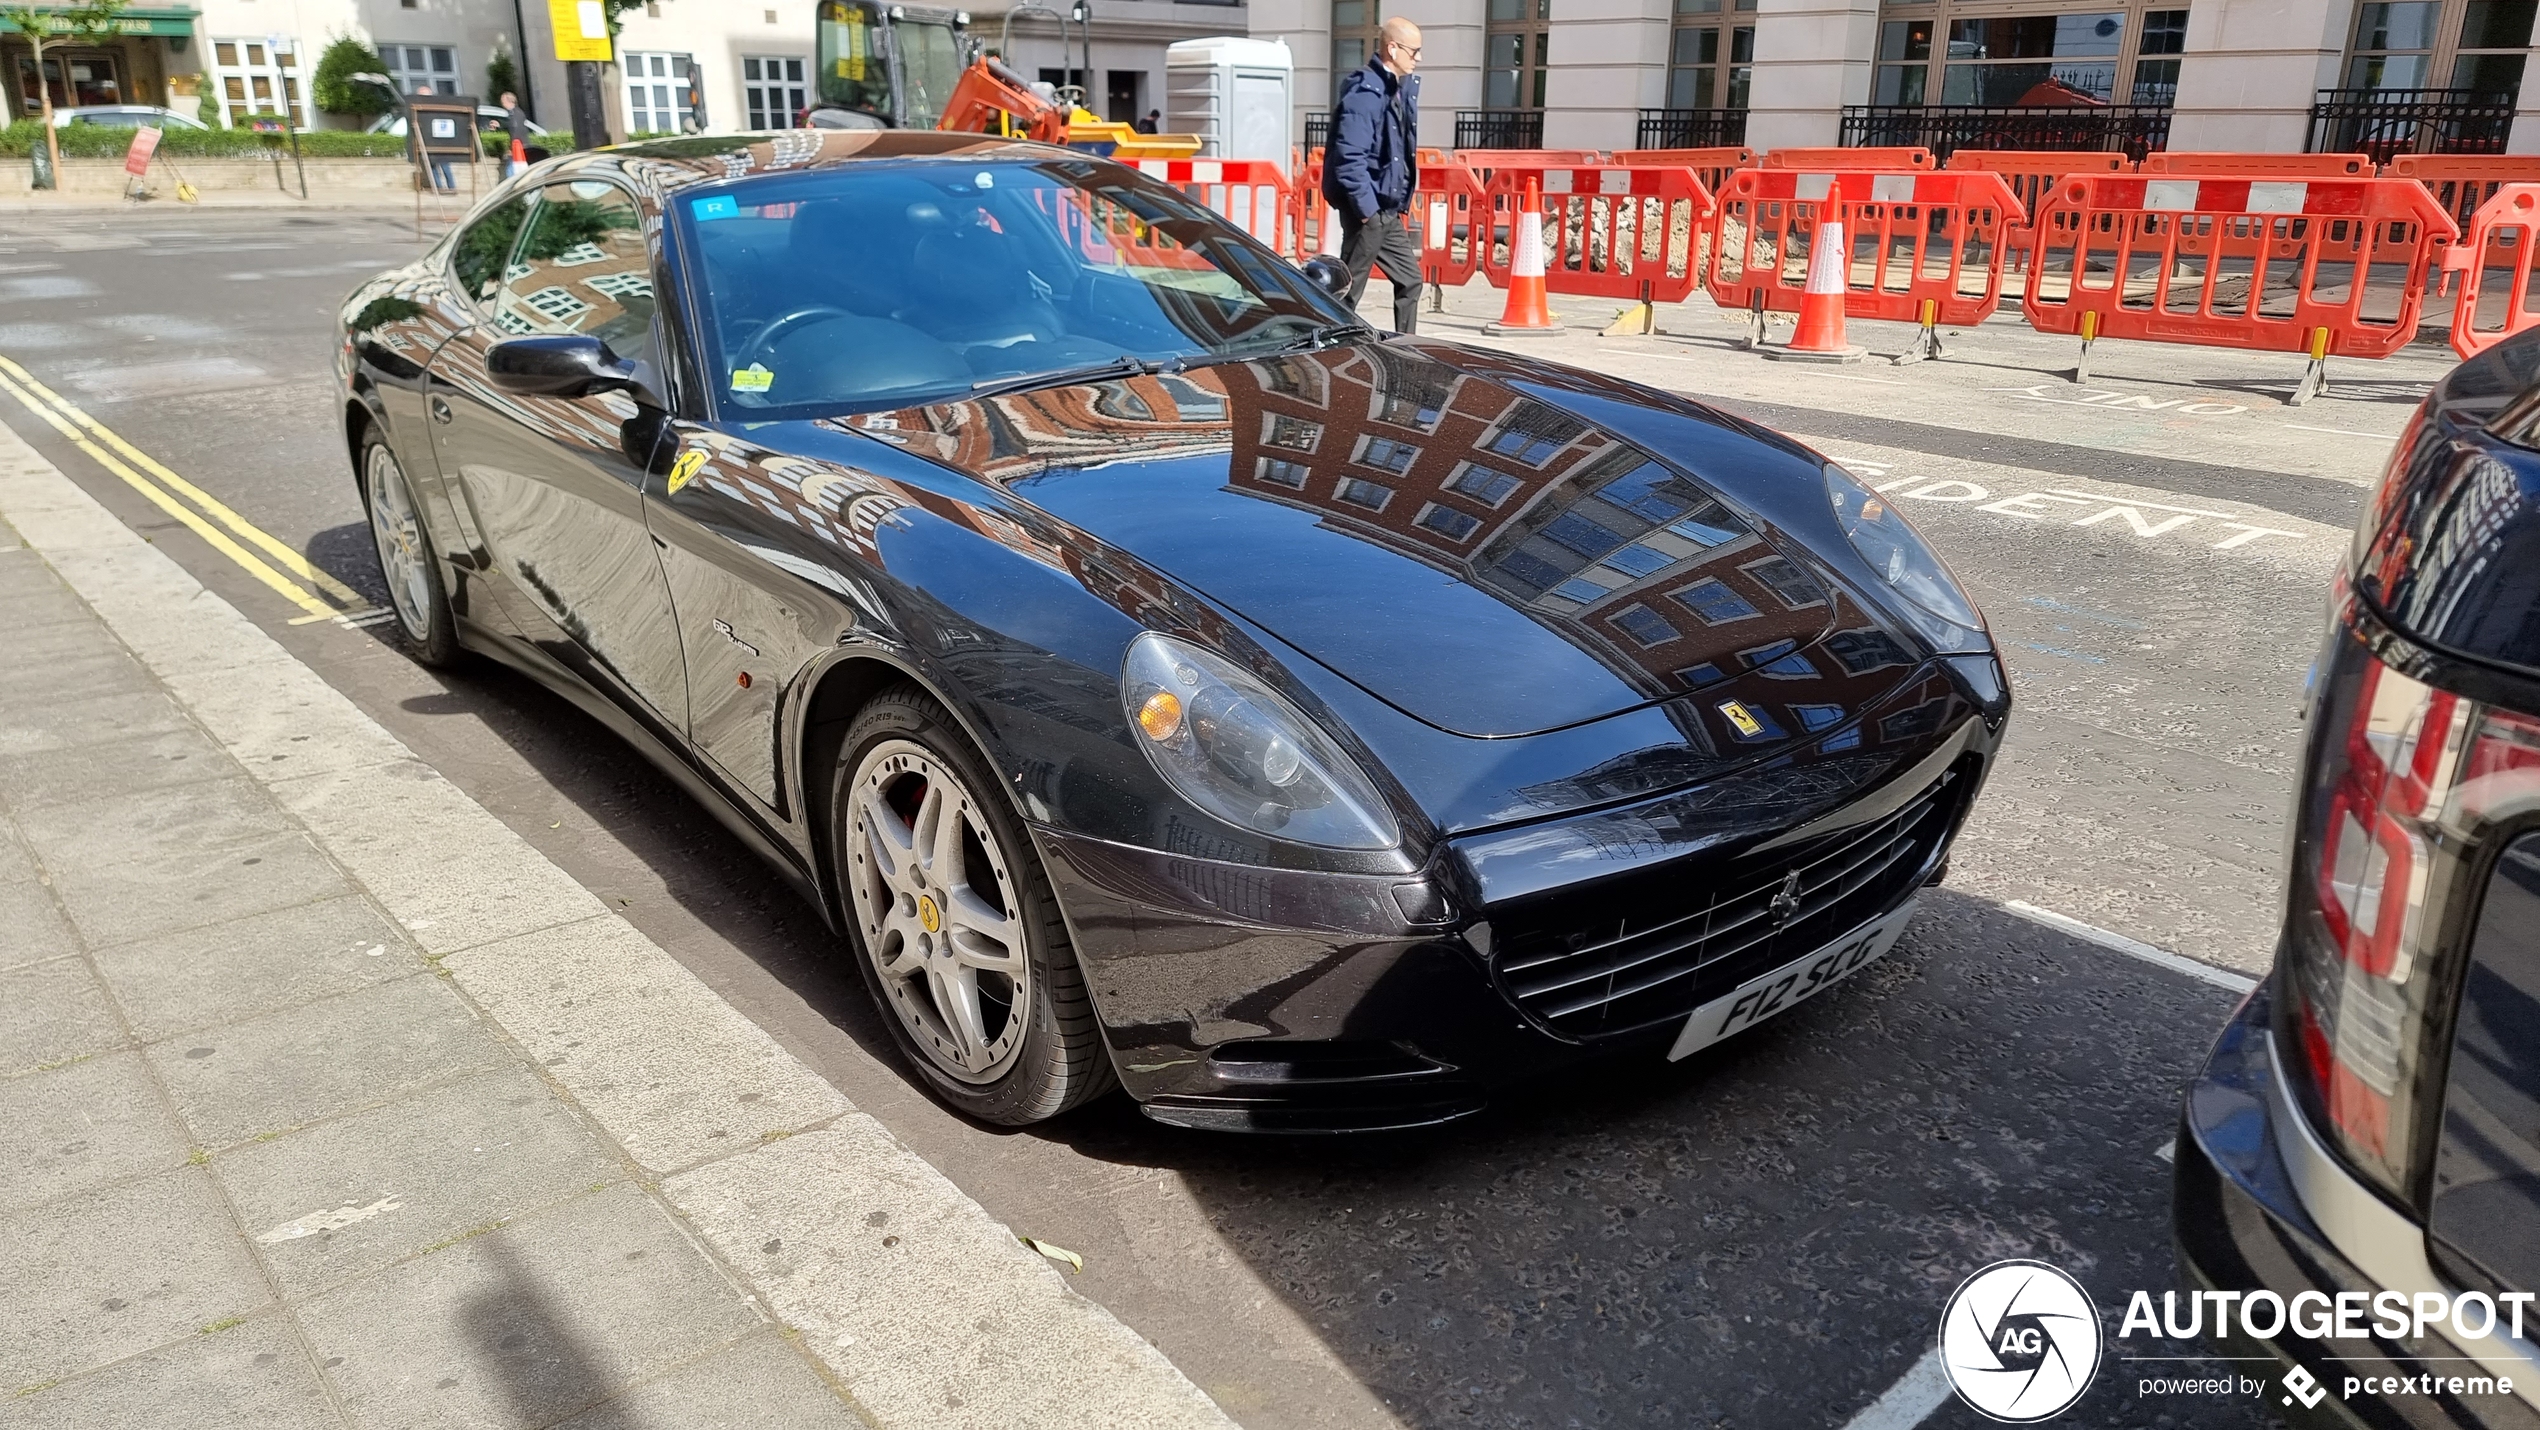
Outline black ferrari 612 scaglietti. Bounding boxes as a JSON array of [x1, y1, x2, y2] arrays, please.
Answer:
[[335, 131, 2008, 1132]]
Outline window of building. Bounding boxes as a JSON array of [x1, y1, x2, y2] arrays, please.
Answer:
[[382, 43, 457, 96], [13, 48, 122, 116], [1827, 627, 1911, 674], [1375, 384, 1448, 431], [1668, 0, 1755, 110], [208, 39, 305, 128], [1493, 547, 1572, 595], [1415, 503, 1483, 542], [1486, 0, 1553, 108], [1602, 543, 1675, 579], [1264, 413, 1323, 452], [743, 55, 808, 128], [1793, 703, 1846, 731], [1670, 577, 1759, 625], [1256, 457, 1310, 489], [2344, 0, 2535, 95], [1743, 555, 1825, 610], [1263, 361, 1326, 402], [1611, 604, 1678, 647], [624, 52, 696, 134], [1543, 510, 1626, 559], [1331, 0, 1379, 98], [1671, 502, 1744, 547], [1488, 423, 1565, 465], [1357, 436, 1420, 474], [1446, 463, 1522, 507], [1335, 477, 1393, 510], [1676, 662, 1726, 689], [1871, 3, 2188, 107]]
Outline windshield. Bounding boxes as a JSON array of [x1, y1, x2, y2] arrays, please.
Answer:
[[675, 160, 1357, 417], [898, 21, 964, 128], [816, 2, 892, 118]]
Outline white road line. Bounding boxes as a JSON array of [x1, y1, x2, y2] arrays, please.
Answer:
[[1841, 1347, 1954, 1430], [2283, 424, 2396, 440], [2000, 900, 2258, 994], [1804, 372, 1908, 385], [1597, 346, 1694, 362]]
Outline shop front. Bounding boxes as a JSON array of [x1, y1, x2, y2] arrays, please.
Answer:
[[2, 7, 201, 119]]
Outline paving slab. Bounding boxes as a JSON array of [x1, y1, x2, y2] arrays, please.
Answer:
[[295, 1183, 760, 1430], [0, 1165, 271, 1391], [0, 687, 191, 758], [0, 1050, 189, 1216], [0, 1315, 342, 1430], [0, 721, 235, 812], [13, 777, 352, 948], [0, 957, 125, 1079], [147, 973, 511, 1148], [216, 1065, 625, 1300], [90, 894, 417, 1043], [0, 878, 78, 972], [550, 1331, 863, 1430]]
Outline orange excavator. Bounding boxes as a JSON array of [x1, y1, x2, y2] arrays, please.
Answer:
[[937, 55, 1202, 158]]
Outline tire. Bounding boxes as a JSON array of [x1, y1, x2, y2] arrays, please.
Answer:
[[359, 426, 462, 668], [832, 683, 1117, 1124]]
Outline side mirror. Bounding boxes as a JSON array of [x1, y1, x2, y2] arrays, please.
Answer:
[[487, 334, 637, 399], [1301, 255, 1352, 300]]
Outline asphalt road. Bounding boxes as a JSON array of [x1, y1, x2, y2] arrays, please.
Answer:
[[0, 201, 2421, 1429]]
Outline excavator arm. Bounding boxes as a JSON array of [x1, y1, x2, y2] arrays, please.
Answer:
[[936, 57, 1069, 144]]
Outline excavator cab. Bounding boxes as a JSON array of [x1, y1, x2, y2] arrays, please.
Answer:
[[810, 0, 970, 129]]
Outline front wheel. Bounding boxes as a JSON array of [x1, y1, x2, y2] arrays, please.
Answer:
[[833, 684, 1116, 1124], [361, 430, 461, 667]]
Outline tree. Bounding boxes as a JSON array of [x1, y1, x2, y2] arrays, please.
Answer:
[[485, 45, 518, 103], [311, 34, 391, 119], [0, 0, 130, 186]]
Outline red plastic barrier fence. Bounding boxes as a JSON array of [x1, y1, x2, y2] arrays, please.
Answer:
[[2139, 152, 2376, 177], [1415, 163, 1483, 288], [2023, 172, 2458, 398], [1474, 164, 1713, 305], [1613, 147, 1755, 198], [1945, 149, 2133, 301], [1130, 158, 1294, 253], [1761, 147, 1933, 171], [2389, 154, 2540, 233], [1704, 167, 2024, 343], [2442, 183, 2540, 359]]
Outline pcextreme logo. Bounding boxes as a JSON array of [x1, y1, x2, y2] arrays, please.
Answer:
[[1939, 1260, 2103, 1422]]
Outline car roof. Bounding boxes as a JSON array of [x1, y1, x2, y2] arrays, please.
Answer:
[[553, 131, 1078, 208]]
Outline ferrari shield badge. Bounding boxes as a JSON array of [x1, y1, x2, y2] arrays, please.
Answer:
[[667, 449, 706, 496]]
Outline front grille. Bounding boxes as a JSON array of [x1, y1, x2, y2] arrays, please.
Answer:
[[1490, 760, 1972, 1042]]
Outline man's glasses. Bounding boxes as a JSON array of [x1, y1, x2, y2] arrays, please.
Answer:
[[1390, 42, 1423, 56]]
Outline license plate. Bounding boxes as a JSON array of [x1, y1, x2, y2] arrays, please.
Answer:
[[1666, 901, 1918, 1061]]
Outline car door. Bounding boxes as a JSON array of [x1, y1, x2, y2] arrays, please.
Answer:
[[423, 176, 691, 740]]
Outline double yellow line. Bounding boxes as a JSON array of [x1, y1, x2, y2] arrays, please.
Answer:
[[0, 353, 376, 625]]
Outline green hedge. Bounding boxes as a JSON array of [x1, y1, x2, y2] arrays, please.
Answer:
[[0, 120, 411, 159]]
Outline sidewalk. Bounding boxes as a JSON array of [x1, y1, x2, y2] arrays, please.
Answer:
[[0, 426, 1231, 1427]]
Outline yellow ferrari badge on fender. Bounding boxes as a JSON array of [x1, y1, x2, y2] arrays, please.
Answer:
[[1718, 699, 1765, 738], [666, 449, 706, 496]]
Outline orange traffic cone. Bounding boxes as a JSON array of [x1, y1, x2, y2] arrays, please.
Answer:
[[1762, 219, 1864, 363], [1485, 178, 1561, 336]]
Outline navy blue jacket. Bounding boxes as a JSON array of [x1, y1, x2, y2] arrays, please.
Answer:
[[1322, 58, 1419, 222]]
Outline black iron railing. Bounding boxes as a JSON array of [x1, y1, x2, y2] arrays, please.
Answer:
[[1838, 104, 2173, 162], [2306, 88, 2514, 159], [1454, 108, 1543, 150], [1635, 108, 1748, 149], [1303, 114, 1329, 154]]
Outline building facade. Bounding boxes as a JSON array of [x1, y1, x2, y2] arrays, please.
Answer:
[[1246, 0, 2540, 157]]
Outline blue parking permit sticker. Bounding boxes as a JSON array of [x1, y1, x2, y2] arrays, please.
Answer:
[[692, 195, 740, 222]]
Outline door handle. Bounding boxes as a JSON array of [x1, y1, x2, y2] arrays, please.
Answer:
[[429, 396, 453, 424]]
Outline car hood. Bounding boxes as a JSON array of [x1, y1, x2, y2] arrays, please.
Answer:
[[851, 339, 1882, 739]]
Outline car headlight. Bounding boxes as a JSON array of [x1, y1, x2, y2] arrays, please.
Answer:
[[1823, 463, 1988, 653], [1121, 632, 1399, 850]]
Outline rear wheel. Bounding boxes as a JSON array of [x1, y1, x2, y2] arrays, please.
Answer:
[[361, 430, 461, 667], [834, 685, 1116, 1124]]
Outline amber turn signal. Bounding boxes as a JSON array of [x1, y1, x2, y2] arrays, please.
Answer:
[[1136, 690, 1182, 742]]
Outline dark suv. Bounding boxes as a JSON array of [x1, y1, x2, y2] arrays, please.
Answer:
[[2175, 333, 2540, 1427]]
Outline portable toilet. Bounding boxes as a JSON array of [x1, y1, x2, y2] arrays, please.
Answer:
[[1164, 38, 1294, 175]]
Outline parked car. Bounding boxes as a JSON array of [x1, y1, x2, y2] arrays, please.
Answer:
[[2176, 331, 2540, 1424], [51, 105, 207, 130], [365, 105, 547, 139], [334, 133, 2009, 1132]]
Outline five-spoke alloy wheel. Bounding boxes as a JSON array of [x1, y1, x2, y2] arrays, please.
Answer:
[[835, 685, 1114, 1123], [361, 430, 461, 666]]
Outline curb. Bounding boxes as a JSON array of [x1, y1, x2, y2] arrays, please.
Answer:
[[0, 416, 1234, 1429]]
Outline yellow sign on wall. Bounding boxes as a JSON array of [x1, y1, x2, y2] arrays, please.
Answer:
[[548, 0, 613, 62]]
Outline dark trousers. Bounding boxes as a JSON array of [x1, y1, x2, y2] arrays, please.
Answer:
[[1340, 206, 1423, 334]]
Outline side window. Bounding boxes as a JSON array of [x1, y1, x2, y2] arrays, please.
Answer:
[[491, 181, 657, 358], [450, 194, 532, 307]]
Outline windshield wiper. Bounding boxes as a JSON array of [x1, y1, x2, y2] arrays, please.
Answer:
[[967, 353, 1160, 401], [1234, 321, 1376, 358]]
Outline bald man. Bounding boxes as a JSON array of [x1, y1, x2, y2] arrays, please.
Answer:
[[1321, 16, 1423, 332]]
